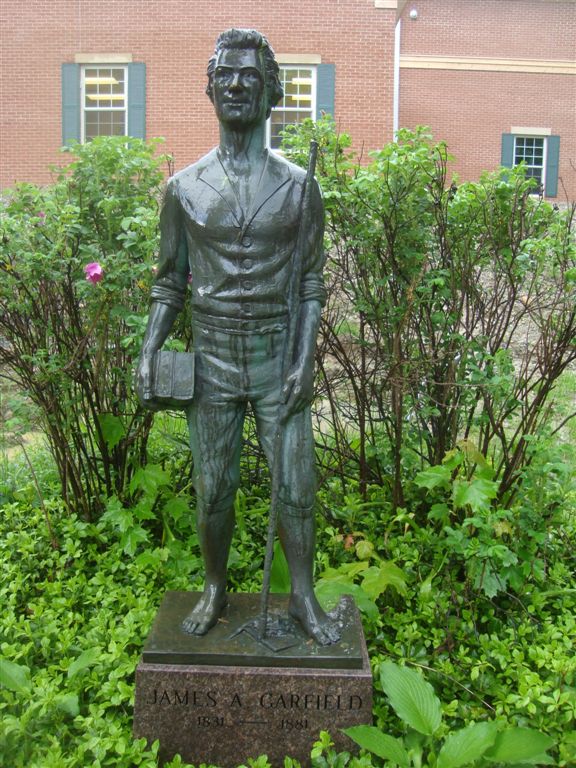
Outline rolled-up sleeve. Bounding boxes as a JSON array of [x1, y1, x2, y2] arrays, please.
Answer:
[[300, 178, 327, 307]]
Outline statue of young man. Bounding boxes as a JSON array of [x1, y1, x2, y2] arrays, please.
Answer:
[[136, 28, 339, 645]]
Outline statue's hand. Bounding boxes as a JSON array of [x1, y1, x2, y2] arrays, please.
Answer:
[[282, 363, 314, 419], [135, 353, 161, 411]]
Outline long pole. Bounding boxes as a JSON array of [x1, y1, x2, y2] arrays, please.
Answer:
[[258, 140, 319, 639]]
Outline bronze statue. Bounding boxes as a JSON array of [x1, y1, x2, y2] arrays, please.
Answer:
[[136, 28, 339, 645]]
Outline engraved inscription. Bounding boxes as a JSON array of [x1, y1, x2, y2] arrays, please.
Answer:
[[149, 688, 363, 713], [259, 692, 363, 711], [281, 717, 309, 731], [149, 688, 217, 707], [197, 715, 225, 727]]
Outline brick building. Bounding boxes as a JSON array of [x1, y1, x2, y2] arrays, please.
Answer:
[[1, 0, 574, 199], [398, 0, 576, 201]]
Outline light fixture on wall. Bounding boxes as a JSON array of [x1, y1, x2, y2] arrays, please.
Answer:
[[410, 8, 418, 20]]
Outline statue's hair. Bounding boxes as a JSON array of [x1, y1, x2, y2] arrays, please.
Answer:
[[206, 28, 284, 117]]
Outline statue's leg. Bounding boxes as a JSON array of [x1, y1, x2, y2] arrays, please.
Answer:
[[182, 396, 245, 636], [278, 502, 341, 646], [255, 395, 341, 645], [181, 494, 235, 635]]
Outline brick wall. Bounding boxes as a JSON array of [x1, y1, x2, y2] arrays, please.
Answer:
[[0, 0, 396, 187], [2, 0, 573, 198], [401, 0, 576, 60], [399, 0, 576, 200]]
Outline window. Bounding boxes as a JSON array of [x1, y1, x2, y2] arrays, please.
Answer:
[[501, 132, 560, 198], [268, 66, 316, 150], [62, 61, 146, 145], [514, 136, 547, 191], [267, 61, 335, 151], [82, 66, 127, 141]]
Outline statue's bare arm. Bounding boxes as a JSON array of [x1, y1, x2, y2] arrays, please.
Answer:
[[282, 179, 325, 417], [136, 184, 188, 404]]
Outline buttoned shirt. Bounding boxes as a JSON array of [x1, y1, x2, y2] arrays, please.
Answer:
[[151, 148, 326, 331]]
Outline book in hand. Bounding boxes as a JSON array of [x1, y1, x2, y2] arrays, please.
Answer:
[[138, 350, 195, 410]]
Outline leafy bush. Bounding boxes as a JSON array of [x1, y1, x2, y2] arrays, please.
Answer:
[[1, 481, 575, 766], [346, 662, 556, 767], [283, 119, 576, 514], [0, 137, 171, 519]]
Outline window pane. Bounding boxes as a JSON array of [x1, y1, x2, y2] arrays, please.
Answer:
[[84, 109, 126, 141], [270, 66, 315, 149]]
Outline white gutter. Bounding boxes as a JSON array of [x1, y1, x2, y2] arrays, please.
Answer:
[[393, 18, 401, 136]]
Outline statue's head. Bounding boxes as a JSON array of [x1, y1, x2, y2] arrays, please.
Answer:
[[206, 28, 284, 119]]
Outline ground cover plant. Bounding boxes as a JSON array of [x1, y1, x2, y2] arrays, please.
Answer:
[[1, 130, 575, 766]]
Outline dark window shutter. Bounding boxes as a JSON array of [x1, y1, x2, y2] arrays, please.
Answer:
[[128, 63, 146, 139], [316, 63, 335, 120], [545, 135, 560, 198], [62, 64, 80, 146], [501, 133, 514, 168]]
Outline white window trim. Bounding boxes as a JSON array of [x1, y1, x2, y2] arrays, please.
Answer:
[[267, 65, 317, 151], [80, 64, 128, 143], [75, 53, 132, 64]]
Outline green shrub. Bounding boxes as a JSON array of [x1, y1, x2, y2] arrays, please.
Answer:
[[0, 137, 171, 519], [283, 119, 576, 514]]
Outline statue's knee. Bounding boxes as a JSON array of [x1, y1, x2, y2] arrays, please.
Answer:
[[279, 483, 315, 511], [278, 498, 314, 520], [196, 489, 236, 516]]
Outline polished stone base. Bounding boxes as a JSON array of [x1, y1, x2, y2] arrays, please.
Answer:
[[133, 592, 373, 767]]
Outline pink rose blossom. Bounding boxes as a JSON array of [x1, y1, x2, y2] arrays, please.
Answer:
[[84, 262, 103, 284]]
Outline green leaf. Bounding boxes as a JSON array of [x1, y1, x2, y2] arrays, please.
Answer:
[[456, 440, 491, 470], [415, 465, 451, 490], [67, 647, 101, 680], [428, 503, 450, 524], [452, 477, 498, 513], [129, 463, 171, 495], [102, 496, 133, 533], [97, 413, 126, 450], [0, 657, 31, 693], [437, 722, 498, 768], [270, 539, 291, 593], [315, 578, 379, 621], [121, 525, 149, 556], [380, 662, 442, 736], [355, 539, 375, 560], [441, 449, 465, 471], [162, 496, 190, 523], [361, 562, 408, 599], [419, 575, 433, 600], [484, 727, 555, 764], [344, 725, 410, 767], [55, 692, 80, 717]]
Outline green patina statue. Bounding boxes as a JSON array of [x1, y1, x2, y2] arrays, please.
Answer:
[[136, 28, 340, 646]]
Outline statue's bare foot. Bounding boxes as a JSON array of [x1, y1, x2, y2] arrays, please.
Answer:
[[182, 585, 228, 636], [289, 592, 341, 646]]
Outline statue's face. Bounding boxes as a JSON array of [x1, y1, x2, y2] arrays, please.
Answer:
[[212, 47, 267, 129]]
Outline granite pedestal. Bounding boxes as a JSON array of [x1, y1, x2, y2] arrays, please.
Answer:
[[133, 592, 373, 767]]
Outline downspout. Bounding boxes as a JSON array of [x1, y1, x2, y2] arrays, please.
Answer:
[[393, 18, 401, 136]]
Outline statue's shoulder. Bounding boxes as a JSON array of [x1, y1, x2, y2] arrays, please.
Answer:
[[267, 151, 307, 184], [168, 148, 219, 194]]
